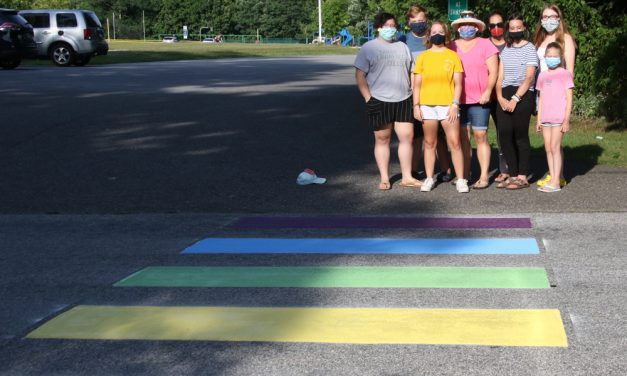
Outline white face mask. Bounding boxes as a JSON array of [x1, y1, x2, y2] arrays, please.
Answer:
[[541, 19, 560, 33]]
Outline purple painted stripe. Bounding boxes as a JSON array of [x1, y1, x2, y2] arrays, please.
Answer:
[[229, 217, 532, 229]]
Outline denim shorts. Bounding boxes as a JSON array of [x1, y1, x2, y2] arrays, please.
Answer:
[[460, 104, 491, 130]]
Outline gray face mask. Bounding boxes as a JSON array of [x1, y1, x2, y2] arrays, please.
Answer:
[[541, 19, 560, 33]]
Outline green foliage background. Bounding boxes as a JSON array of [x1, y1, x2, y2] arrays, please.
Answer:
[[4, 0, 625, 124]]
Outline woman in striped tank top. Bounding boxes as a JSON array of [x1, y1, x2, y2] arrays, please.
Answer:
[[495, 13, 538, 190]]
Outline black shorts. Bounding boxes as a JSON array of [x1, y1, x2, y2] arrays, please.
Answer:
[[366, 96, 413, 131]]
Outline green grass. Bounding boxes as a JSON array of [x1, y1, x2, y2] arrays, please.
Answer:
[[23, 40, 358, 66], [482, 117, 626, 168]]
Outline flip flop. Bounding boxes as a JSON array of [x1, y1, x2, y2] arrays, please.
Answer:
[[379, 181, 391, 191], [472, 180, 489, 189], [399, 180, 422, 188], [538, 184, 561, 193], [495, 173, 509, 183], [505, 178, 530, 190], [496, 178, 511, 189]]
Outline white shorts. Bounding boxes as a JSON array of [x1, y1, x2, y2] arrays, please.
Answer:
[[542, 122, 562, 127], [420, 105, 455, 121]]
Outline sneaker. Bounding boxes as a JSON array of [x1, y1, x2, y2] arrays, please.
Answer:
[[537, 174, 551, 187], [456, 178, 469, 193], [421, 177, 435, 192], [559, 178, 567, 187]]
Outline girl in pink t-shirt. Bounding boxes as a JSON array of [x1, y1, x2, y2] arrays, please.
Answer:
[[535, 42, 574, 193]]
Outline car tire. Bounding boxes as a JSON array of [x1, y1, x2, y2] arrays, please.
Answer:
[[50, 43, 74, 67], [73, 54, 91, 66], [0, 57, 21, 70]]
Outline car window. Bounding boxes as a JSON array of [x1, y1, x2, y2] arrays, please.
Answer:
[[56, 13, 77, 28], [21, 13, 50, 28], [82, 12, 101, 28]]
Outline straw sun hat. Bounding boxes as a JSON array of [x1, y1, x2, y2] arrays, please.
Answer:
[[451, 11, 486, 32]]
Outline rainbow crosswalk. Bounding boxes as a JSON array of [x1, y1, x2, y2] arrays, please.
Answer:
[[26, 216, 568, 347]]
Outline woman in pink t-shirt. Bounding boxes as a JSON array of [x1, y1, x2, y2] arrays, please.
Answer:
[[535, 42, 573, 193], [451, 11, 499, 189]]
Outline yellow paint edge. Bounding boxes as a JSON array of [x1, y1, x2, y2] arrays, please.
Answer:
[[27, 305, 568, 347]]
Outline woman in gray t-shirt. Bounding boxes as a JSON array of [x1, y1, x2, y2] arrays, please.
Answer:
[[355, 12, 421, 191]]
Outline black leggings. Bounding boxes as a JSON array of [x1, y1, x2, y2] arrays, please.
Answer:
[[496, 86, 534, 177]]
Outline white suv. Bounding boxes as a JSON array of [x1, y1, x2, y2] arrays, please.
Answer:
[[19, 9, 108, 66]]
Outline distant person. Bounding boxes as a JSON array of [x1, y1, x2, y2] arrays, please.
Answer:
[[495, 13, 538, 190], [451, 11, 499, 189], [487, 10, 509, 184], [400, 5, 452, 182], [354, 12, 422, 190], [535, 42, 573, 192], [534, 4, 576, 188], [412, 21, 468, 193]]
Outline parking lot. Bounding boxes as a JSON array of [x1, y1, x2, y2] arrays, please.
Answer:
[[1, 57, 626, 375]]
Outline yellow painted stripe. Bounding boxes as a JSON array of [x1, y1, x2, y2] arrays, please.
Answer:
[[27, 306, 568, 347]]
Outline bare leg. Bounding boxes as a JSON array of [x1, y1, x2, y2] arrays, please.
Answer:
[[441, 118, 465, 181], [473, 129, 491, 184], [422, 120, 439, 179], [436, 130, 451, 176], [459, 126, 472, 180], [373, 124, 393, 185], [394, 122, 417, 183], [548, 127, 564, 188]]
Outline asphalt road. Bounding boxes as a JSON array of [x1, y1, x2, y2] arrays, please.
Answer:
[[1, 56, 625, 214], [0, 57, 626, 375]]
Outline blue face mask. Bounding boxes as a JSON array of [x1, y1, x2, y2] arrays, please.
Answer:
[[458, 26, 477, 39], [545, 57, 561, 69], [410, 22, 428, 36], [541, 19, 560, 33], [378, 27, 397, 41]]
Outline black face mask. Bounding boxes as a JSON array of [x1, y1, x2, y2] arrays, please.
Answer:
[[509, 31, 525, 41], [410, 22, 428, 36], [430, 34, 446, 45]]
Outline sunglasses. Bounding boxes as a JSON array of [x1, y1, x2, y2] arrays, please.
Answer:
[[488, 22, 504, 29]]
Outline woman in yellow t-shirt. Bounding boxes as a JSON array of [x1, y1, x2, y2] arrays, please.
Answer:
[[412, 21, 467, 193]]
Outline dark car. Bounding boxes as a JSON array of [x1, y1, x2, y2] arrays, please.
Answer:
[[0, 8, 37, 69]]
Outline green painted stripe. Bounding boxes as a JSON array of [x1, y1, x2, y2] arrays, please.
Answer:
[[114, 266, 550, 289]]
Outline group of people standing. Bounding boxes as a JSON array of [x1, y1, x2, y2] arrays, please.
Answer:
[[355, 5, 576, 193]]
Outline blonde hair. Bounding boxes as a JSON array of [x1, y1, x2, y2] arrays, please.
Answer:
[[424, 21, 451, 48], [533, 4, 577, 49]]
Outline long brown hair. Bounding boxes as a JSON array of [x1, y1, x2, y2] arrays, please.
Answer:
[[533, 4, 577, 49]]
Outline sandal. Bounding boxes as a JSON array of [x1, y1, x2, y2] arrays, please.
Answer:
[[496, 178, 511, 189], [472, 180, 489, 190], [399, 180, 422, 188], [379, 181, 391, 191], [505, 178, 530, 190], [495, 173, 510, 183], [538, 184, 561, 193]]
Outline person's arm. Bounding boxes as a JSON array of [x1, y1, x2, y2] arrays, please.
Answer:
[[447, 72, 463, 123], [480, 54, 498, 104], [412, 73, 423, 121], [564, 34, 576, 76], [562, 87, 573, 133], [355, 69, 371, 102], [508, 65, 536, 111], [536, 90, 543, 132], [496, 60, 508, 110]]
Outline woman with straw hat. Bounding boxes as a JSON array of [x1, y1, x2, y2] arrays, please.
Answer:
[[450, 11, 499, 189]]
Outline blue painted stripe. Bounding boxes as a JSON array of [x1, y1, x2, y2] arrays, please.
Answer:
[[182, 238, 539, 255]]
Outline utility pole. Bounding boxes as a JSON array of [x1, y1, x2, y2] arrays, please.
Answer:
[[318, 0, 322, 43], [112, 12, 116, 40]]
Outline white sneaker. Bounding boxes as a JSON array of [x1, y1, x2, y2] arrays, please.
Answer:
[[421, 178, 435, 192], [456, 178, 469, 193]]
